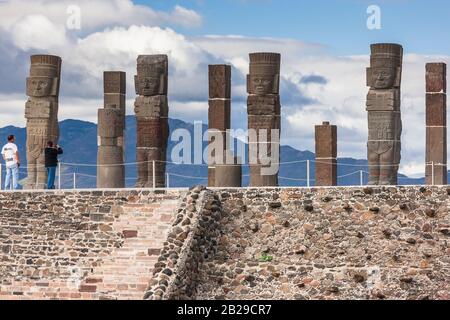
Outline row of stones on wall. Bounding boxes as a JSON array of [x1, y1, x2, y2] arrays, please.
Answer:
[[194, 186, 449, 300], [143, 186, 223, 300]]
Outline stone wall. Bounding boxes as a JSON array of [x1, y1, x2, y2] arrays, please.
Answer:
[[196, 186, 450, 300], [0, 186, 449, 300], [0, 189, 186, 300], [144, 186, 222, 300]]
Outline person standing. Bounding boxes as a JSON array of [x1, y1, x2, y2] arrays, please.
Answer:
[[1, 135, 20, 190], [44, 141, 63, 189]]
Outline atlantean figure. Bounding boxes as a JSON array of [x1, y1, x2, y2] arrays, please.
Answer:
[[366, 44, 403, 185], [134, 55, 169, 188], [24, 55, 62, 189], [97, 71, 126, 188], [247, 52, 281, 187]]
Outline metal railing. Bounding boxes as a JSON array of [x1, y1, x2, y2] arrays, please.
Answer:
[[0, 159, 445, 190]]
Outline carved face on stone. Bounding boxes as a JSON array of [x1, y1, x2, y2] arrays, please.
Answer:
[[27, 77, 55, 97], [249, 75, 276, 95], [136, 76, 161, 96], [370, 67, 396, 89]]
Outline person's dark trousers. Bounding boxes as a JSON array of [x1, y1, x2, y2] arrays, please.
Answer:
[[46, 166, 57, 189]]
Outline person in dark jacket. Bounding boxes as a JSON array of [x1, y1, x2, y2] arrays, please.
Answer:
[[45, 141, 63, 189]]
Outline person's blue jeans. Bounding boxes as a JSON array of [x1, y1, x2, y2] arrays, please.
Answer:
[[46, 166, 57, 189], [5, 164, 19, 190]]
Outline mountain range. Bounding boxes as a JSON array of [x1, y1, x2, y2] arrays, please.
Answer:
[[0, 116, 442, 189]]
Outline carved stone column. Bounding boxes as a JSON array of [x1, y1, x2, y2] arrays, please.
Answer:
[[366, 43, 403, 186], [425, 63, 447, 185], [24, 54, 62, 189], [247, 53, 281, 187], [315, 122, 337, 186], [97, 71, 126, 188], [208, 64, 231, 187], [134, 55, 169, 188]]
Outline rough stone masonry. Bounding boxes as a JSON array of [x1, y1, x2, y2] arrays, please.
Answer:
[[0, 186, 449, 300], [366, 43, 403, 186], [425, 63, 447, 185], [97, 71, 126, 188], [134, 55, 169, 188], [247, 53, 281, 187], [24, 55, 62, 189]]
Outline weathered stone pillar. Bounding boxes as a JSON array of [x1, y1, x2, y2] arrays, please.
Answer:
[[247, 53, 281, 187], [366, 43, 403, 185], [97, 71, 126, 188], [208, 65, 231, 187], [426, 63, 447, 185], [315, 122, 337, 186], [24, 55, 62, 189], [214, 152, 242, 188], [134, 55, 169, 188]]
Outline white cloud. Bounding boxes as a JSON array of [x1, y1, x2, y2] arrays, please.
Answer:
[[0, 0, 202, 32], [10, 14, 66, 50]]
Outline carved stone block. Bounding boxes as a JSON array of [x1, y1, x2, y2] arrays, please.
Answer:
[[209, 65, 231, 99], [426, 63, 447, 93], [247, 95, 280, 115], [426, 127, 447, 164], [97, 146, 125, 188], [315, 122, 337, 158], [315, 159, 337, 187], [104, 71, 126, 94], [25, 54, 62, 189], [426, 94, 447, 126], [215, 160, 242, 188], [135, 55, 168, 96], [208, 99, 231, 131], [136, 118, 163, 148], [98, 109, 124, 138], [134, 96, 168, 118]]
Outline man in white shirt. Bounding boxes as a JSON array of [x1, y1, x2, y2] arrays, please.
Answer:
[[1, 135, 20, 190]]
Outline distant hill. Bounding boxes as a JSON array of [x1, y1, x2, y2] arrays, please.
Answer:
[[0, 116, 439, 188]]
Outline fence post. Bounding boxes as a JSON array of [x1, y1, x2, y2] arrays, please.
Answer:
[[152, 161, 156, 189], [58, 162, 61, 189], [73, 172, 76, 189], [306, 160, 310, 188], [431, 161, 435, 186], [360, 170, 363, 186], [166, 173, 170, 189]]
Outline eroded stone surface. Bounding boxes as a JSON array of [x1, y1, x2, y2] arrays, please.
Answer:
[[315, 122, 337, 186], [425, 63, 447, 185], [247, 53, 281, 187], [134, 55, 169, 188], [24, 55, 62, 189], [195, 186, 450, 300], [366, 44, 403, 186]]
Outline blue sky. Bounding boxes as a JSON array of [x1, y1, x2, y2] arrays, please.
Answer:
[[138, 0, 450, 55]]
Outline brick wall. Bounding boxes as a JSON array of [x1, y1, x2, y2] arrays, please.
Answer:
[[0, 189, 187, 300]]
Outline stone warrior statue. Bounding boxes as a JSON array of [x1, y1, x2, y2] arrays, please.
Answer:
[[134, 55, 169, 188], [24, 55, 62, 189], [366, 43, 403, 185], [247, 52, 281, 187]]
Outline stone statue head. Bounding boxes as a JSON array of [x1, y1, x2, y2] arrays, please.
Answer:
[[135, 55, 168, 96], [367, 43, 403, 89], [26, 77, 58, 97], [27, 55, 62, 97], [247, 52, 281, 95]]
